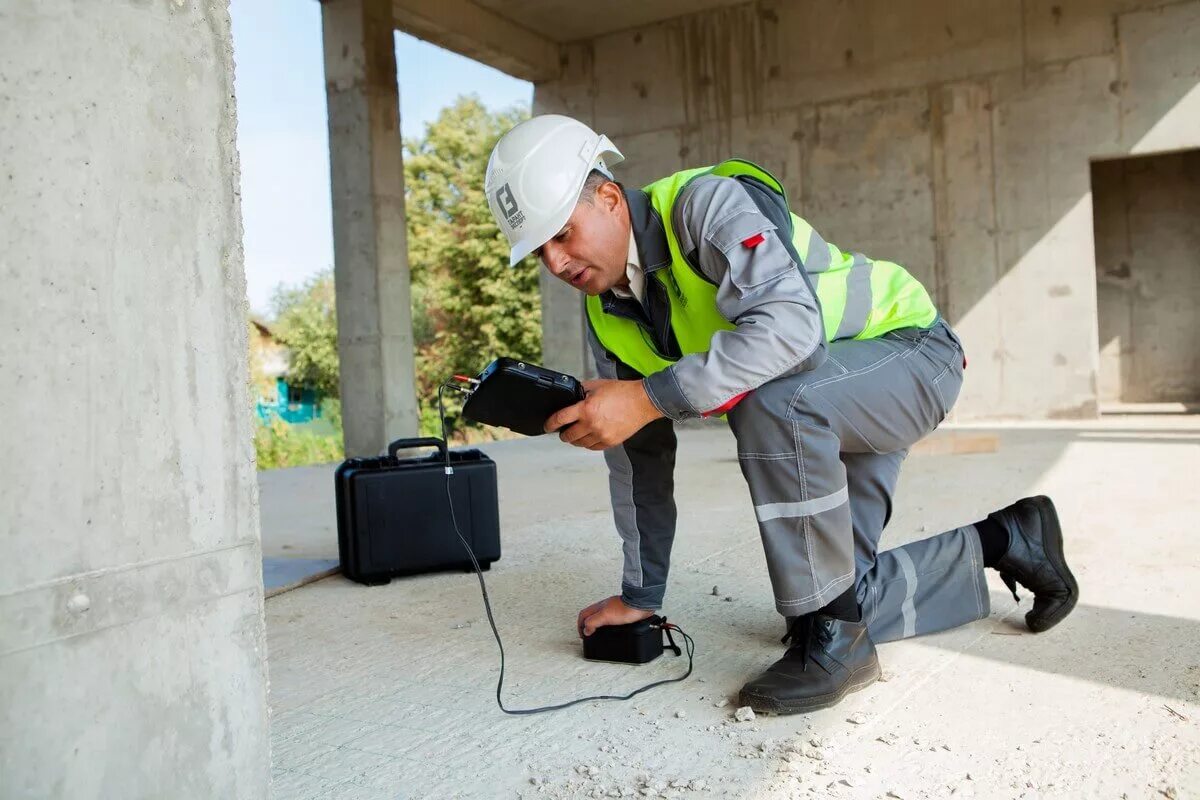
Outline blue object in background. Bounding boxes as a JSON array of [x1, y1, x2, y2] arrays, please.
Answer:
[[256, 378, 322, 425]]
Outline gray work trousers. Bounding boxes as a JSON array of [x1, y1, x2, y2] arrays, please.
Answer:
[[726, 318, 990, 643]]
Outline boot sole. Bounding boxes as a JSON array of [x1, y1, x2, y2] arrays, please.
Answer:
[[738, 659, 881, 715], [1025, 495, 1079, 633]]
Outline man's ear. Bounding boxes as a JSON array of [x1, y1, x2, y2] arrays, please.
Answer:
[[596, 180, 624, 214]]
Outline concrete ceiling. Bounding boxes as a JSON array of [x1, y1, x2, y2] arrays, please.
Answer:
[[470, 0, 747, 44], [391, 0, 747, 83]]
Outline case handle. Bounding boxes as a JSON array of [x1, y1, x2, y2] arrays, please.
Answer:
[[386, 437, 448, 459]]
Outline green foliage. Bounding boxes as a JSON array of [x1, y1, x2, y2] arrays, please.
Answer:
[[404, 96, 542, 409], [271, 270, 340, 398], [253, 96, 539, 468], [253, 416, 344, 470]]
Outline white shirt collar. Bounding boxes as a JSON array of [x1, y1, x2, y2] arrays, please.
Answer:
[[610, 230, 645, 304]]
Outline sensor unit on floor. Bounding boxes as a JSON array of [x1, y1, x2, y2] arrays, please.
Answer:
[[582, 615, 682, 665]]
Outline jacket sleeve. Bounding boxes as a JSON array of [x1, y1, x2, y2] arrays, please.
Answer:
[[587, 324, 678, 611], [641, 174, 828, 421]]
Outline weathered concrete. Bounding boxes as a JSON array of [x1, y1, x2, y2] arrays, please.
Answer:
[[530, 0, 1200, 419], [0, 1, 269, 797], [323, 0, 419, 456], [1093, 150, 1200, 402], [261, 417, 1200, 798], [390, 0, 560, 83]]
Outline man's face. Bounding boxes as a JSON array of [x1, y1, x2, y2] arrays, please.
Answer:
[[535, 181, 630, 296]]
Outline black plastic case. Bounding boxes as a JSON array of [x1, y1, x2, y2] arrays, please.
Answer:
[[582, 616, 667, 664], [461, 357, 585, 436], [335, 437, 500, 585]]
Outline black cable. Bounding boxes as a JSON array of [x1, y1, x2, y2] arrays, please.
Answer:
[[436, 380, 695, 715]]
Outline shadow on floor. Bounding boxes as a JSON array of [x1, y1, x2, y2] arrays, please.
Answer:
[[264, 558, 340, 597], [914, 593, 1200, 705]]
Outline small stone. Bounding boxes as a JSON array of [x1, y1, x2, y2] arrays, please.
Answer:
[[712, 585, 720, 596], [876, 733, 899, 746], [941, 744, 952, 751], [675, 710, 687, 719], [639, 789, 656, 797], [689, 779, 707, 791], [670, 779, 688, 789], [809, 735, 827, 748], [839, 778, 857, 788], [847, 712, 868, 724], [760, 738, 776, 752], [588, 766, 600, 777], [577, 765, 590, 775], [802, 744, 825, 761], [713, 698, 729, 708], [887, 792, 905, 799], [723, 596, 735, 602], [530, 777, 544, 786], [66, 593, 90, 614], [735, 706, 756, 722]]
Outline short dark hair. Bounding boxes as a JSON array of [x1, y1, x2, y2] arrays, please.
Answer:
[[578, 169, 616, 204]]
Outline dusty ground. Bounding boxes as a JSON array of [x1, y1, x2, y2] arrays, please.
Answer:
[[262, 415, 1200, 799]]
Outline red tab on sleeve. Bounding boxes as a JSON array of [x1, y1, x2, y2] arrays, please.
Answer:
[[702, 391, 750, 418], [741, 233, 765, 249]]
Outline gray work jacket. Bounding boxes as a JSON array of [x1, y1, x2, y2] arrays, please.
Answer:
[[587, 174, 833, 610]]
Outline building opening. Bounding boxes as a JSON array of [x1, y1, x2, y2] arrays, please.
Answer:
[[1092, 149, 1200, 407]]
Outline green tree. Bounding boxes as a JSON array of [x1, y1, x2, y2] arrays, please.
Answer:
[[404, 96, 541, 407], [270, 269, 340, 397]]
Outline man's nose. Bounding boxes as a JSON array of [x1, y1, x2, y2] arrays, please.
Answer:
[[543, 245, 569, 276]]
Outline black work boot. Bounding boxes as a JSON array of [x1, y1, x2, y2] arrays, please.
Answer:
[[739, 607, 880, 715], [990, 495, 1079, 633]]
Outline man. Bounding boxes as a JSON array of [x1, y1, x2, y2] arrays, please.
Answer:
[[484, 114, 1078, 714]]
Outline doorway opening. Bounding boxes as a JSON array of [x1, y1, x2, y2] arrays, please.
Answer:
[[1091, 149, 1200, 410]]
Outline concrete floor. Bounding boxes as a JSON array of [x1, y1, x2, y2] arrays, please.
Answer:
[[261, 416, 1200, 799]]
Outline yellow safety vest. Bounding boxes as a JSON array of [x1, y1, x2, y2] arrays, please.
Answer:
[[585, 159, 938, 378]]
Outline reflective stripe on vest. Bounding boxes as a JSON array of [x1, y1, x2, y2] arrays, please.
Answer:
[[585, 159, 938, 379]]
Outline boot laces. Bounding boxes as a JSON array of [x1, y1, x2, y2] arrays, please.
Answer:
[[780, 614, 835, 671]]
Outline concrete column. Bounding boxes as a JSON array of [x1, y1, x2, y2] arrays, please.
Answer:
[[532, 71, 592, 380], [322, 0, 419, 455], [0, 2, 269, 797], [538, 270, 591, 379]]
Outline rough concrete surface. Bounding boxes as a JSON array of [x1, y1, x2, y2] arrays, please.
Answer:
[[324, 0, 420, 455], [0, 1, 270, 798], [263, 416, 1199, 798]]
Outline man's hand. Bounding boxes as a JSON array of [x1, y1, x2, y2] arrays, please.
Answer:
[[544, 378, 663, 450], [577, 595, 656, 638]]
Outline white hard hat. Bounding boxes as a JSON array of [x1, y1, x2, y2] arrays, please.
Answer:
[[485, 114, 624, 266]]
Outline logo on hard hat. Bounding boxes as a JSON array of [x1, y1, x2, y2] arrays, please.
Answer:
[[495, 183, 525, 229]]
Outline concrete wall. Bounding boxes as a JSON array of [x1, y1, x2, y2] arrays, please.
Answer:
[[1093, 150, 1200, 402], [0, 2, 270, 798], [534, 0, 1200, 418]]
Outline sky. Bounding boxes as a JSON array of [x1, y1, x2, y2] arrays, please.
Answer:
[[229, 1, 532, 315]]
